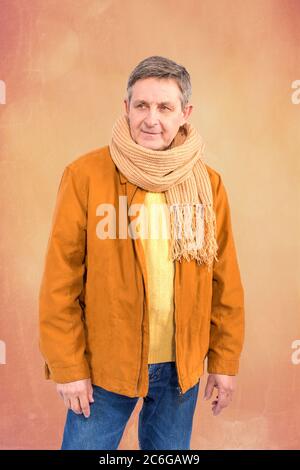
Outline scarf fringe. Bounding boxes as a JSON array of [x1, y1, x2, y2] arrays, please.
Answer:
[[168, 203, 219, 272]]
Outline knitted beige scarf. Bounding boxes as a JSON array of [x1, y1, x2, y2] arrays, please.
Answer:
[[109, 114, 219, 270]]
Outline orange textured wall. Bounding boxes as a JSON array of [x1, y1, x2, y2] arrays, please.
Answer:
[[0, 0, 299, 449]]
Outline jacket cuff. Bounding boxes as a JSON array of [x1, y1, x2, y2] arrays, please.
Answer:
[[44, 361, 91, 383], [207, 354, 240, 376]]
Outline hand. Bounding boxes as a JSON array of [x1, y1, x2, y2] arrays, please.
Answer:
[[203, 374, 236, 416], [56, 378, 94, 418]]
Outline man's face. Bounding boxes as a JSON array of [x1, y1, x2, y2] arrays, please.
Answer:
[[124, 77, 193, 150]]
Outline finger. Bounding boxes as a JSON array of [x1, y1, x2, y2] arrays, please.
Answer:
[[79, 395, 91, 418], [212, 399, 223, 415], [56, 385, 65, 400], [212, 394, 231, 415], [88, 386, 94, 403], [204, 376, 215, 400], [70, 396, 82, 415], [63, 396, 71, 410]]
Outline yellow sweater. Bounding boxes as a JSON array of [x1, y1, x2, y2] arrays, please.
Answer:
[[139, 192, 176, 364]]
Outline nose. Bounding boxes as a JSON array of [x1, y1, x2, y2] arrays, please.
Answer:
[[144, 108, 159, 129]]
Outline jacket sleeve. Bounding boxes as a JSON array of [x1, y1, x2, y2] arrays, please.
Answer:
[[38, 165, 90, 383], [207, 174, 245, 375]]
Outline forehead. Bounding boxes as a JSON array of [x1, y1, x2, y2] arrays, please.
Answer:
[[131, 77, 181, 103]]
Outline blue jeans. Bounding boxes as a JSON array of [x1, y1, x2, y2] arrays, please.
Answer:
[[60, 361, 200, 450]]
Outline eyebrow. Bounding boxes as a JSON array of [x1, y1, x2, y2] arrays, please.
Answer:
[[133, 99, 174, 107]]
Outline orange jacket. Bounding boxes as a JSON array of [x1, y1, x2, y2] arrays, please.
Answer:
[[38, 146, 245, 397]]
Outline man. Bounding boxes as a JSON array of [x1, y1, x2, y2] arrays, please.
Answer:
[[38, 56, 245, 450]]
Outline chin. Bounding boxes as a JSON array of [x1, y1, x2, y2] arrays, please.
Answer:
[[143, 143, 166, 150], [139, 137, 170, 151]]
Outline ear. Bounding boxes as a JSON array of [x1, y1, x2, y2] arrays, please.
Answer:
[[181, 103, 193, 125], [124, 98, 129, 115]]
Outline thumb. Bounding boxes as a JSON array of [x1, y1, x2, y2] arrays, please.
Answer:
[[203, 376, 215, 400]]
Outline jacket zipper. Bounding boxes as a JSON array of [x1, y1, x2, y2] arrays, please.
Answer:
[[174, 261, 183, 395], [129, 186, 148, 397], [136, 282, 146, 397]]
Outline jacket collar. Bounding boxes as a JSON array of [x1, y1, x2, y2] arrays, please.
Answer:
[[117, 167, 143, 206], [118, 170, 128, 185]]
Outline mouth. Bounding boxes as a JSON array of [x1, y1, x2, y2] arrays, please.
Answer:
[[142, 130, 161, 135]]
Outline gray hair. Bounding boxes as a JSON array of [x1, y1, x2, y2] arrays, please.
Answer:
[[126, 56, 192, 110]]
